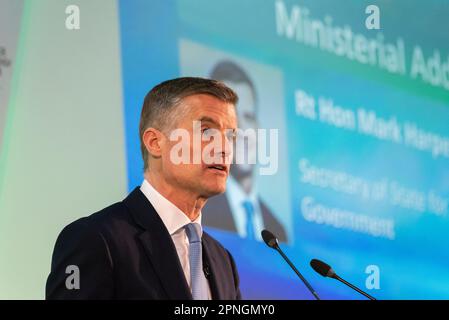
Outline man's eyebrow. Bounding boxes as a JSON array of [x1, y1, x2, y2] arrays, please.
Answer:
[[197, 116, 237, 131], [197, 116, 221, 127]]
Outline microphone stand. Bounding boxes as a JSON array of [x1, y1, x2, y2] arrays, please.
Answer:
[[274, 245, 321, 300], [333, 275, 376, 300]]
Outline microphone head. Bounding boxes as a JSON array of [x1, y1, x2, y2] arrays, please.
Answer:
[[310, 259, 337, 278], [261, 229, 279, 249]]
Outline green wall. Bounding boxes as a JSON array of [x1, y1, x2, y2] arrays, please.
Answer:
[[0, 0, 127, 299]]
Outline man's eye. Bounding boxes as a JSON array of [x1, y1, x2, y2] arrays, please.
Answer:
[[202, 128, 214, 137], [226, 131, 237, 141]]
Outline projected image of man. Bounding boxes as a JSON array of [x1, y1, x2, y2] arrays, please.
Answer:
[[203, 61, 288, 243]]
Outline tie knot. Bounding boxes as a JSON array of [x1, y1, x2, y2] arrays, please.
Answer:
[[185, 223, 202, 244]]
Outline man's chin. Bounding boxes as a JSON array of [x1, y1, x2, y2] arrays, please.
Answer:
[[203, 184, 226, 198]]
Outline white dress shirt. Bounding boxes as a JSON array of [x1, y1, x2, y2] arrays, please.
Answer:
[[225, 176, 265, 241], [140, 179, 212, 299]]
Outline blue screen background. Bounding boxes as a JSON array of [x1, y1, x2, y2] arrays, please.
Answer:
[[119, 0, 449, 299]]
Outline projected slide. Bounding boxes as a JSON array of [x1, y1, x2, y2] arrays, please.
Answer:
[[0, 0, 23, 156], [119, 0, 449, 299]]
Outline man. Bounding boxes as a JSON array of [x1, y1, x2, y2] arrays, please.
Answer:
[[203, 61, 288, 243], [46, 77, 241, 299]]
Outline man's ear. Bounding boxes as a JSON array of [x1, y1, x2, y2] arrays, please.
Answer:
[[142, 127, 164, 158]]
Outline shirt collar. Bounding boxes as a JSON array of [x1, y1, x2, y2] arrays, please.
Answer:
[[140, 179, 202, 236]]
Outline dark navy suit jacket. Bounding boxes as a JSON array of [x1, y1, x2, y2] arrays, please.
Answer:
[[46, 187, 241, 300]]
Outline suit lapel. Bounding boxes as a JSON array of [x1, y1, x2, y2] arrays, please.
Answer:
[[124, 188, 192, 300], [202, 235, 224, 300]]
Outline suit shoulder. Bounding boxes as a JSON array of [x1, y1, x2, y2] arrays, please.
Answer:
[[85, 201, 129, 228], [56, 201, 129, 243]]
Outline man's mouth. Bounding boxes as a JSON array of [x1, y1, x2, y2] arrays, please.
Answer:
[[207, 164, 228, 174]]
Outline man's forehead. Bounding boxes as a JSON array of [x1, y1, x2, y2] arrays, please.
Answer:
[[181, 93, 233, 108], [181, 95, 237, 126]]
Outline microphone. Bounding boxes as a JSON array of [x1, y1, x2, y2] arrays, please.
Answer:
[[203, 264, 211, 279], [310, 259, 377, 300], [261, 229, 320, 300]]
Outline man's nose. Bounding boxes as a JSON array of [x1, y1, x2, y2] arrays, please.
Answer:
[[214, 133, 234, 162]]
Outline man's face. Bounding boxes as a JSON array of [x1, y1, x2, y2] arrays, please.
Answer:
[[160, 94, 237, 198]]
